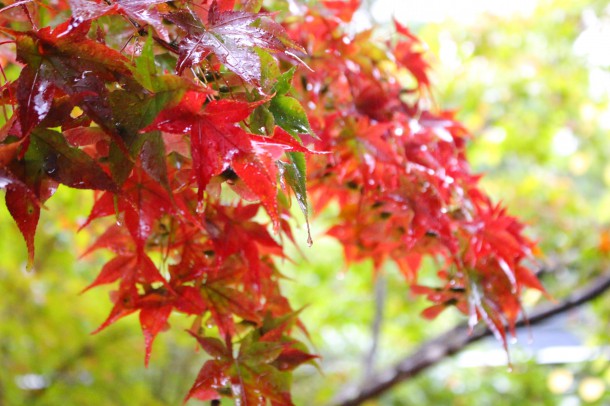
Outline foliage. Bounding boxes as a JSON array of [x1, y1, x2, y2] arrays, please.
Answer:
[[0, 0, 546, 403], [403, 2, 610, 404], [297, 1, 610, 404]]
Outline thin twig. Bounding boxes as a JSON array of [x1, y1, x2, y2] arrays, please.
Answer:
[[363, 273, 386, 382]]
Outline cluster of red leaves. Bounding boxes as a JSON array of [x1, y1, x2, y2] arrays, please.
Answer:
[[0, 0, 543, 403], [0, 0, 316, 403], [285, 5, 544, 347]]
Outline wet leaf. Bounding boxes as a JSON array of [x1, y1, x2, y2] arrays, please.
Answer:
[[68, 0, 170, 41], [232, 152, 279, 229], [171, 1, 304, 85], [269, 95, 312, 138], [139, 303, 172, 366], [273, 67, 296, 96], [279, 152, 311, 244], [15, 64, 54, 137], [185, 359, 228, 402], [30, 129, 116, 191], [138, 131, 169, 190], [5, 184, 40, 267]]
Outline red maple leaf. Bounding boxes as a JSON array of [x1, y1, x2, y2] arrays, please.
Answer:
[[393, 19, 431, 90], [170, 1, 304, 85], [148, 94, 285, 226], [67, 0, 170, 40], [186, 330, 295, 405]]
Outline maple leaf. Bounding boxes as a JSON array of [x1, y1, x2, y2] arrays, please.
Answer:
[[89, 253, 169, 362], [278, 152, 311, 244], [200, 265, 262, 339], [186, 359, 229, 402], [138, 131, 170, 190], [251, 127, 316, 156], [14, 21, 132, 141], [186, 330, 293, 405], [185, 335, 232, 402], [82, 255, 134, 292], [79, 223, 134, 257], [0, 143, 41, 265], [259, 312, 319, 371], [4, 182, 43, 267], [232, 152, 279, 230], [173, 285, 207, 315], [14, 19, 183, 158], [189, 99, 254, 196], [139, 301, 173, 366], [67, 0, 170, 41], [131, 286, 205, 367], [269, 94, 313, 137], [14, 63, 55, 137], [29, 129, 116, 190], [232, 334, 291, 403], [86, 253, 204, 364], [85, 252, 165, 295], [82, 171, 174, 250], [273, 346, 318, 372], [0, 129, 113, 264], [148, 95, 285, 224], [92, 283, 141, 334], [170, 1, 304, 85], [205, 203, 284, 291], [393, 19, 430, 90], [322, 0, 361, 22]]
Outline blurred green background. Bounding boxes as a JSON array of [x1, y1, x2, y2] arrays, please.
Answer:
[[2, 0, 610, 405]]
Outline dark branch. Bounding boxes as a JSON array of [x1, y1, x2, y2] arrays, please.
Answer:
[[333, 272, 610, 406]]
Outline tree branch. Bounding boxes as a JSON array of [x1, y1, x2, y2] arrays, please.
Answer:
[[332, 272, 610, 406]]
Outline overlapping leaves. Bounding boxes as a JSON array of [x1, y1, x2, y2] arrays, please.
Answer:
[[170, 0, 305, 86], [0, 0, 545, 403], [286, 4, 544, 349]]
